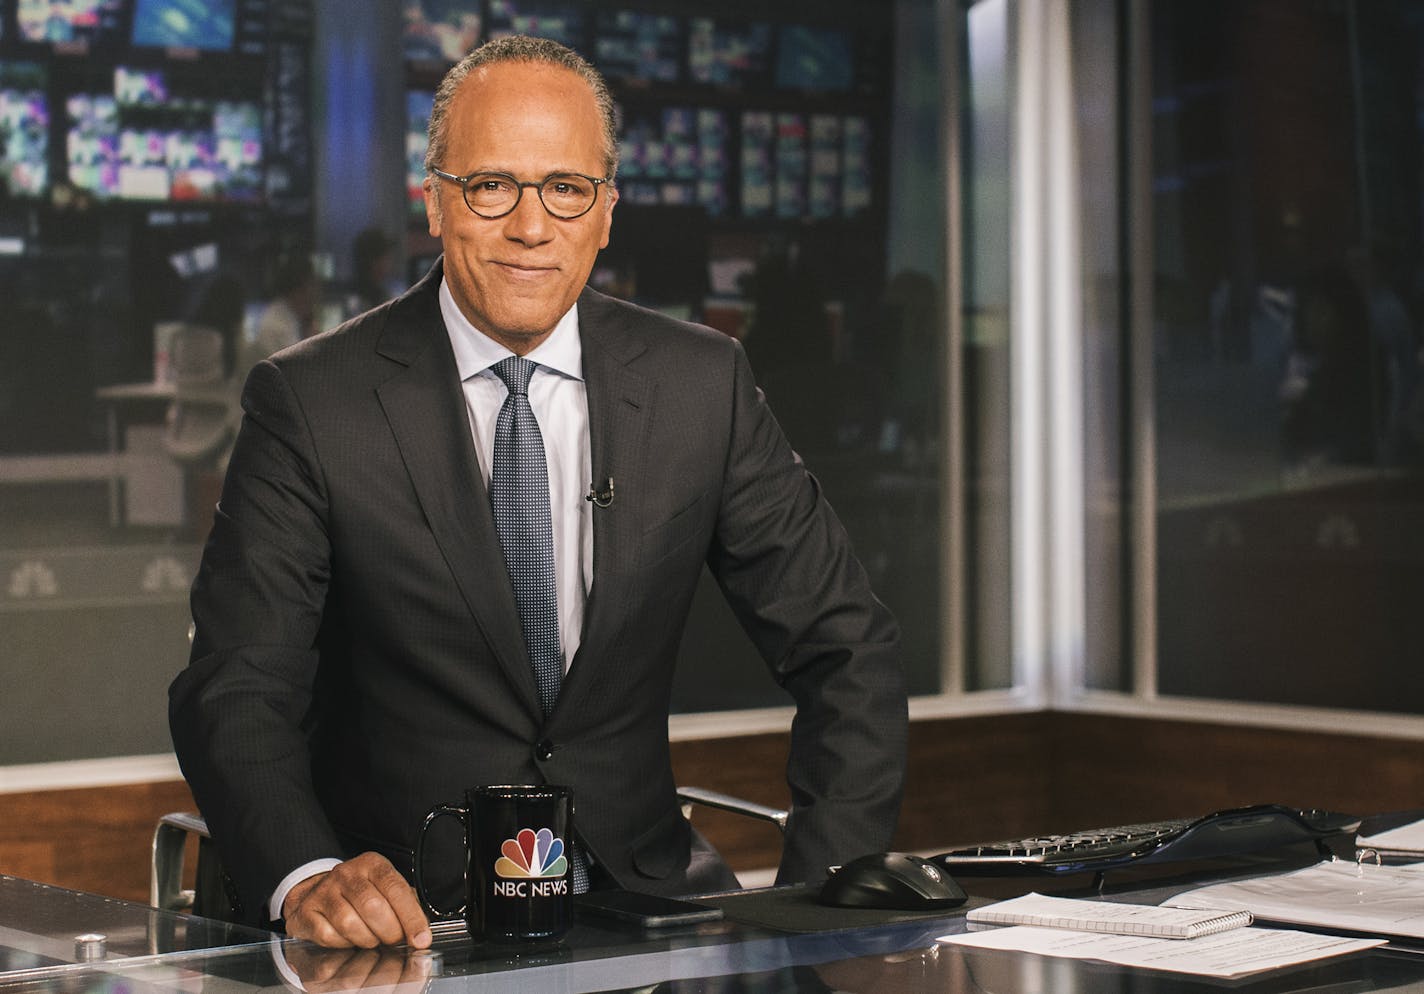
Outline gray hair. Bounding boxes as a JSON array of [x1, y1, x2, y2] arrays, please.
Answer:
[[424, 35, 619, 200]]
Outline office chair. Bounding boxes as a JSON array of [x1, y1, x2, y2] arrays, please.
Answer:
[[150, 788, 787, 919], [677, 786, 788, 833], [163, 325, 239, 468], [150, 811, 233, 918]]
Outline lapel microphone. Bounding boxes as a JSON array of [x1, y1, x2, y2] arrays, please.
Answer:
[[585, 477, 614, 508]]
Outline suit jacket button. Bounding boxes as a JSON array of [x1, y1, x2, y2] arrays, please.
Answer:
[[535, 740, 555, 761]]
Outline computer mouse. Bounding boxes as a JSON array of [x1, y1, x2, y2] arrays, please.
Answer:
[[818, 852, 968, 910]]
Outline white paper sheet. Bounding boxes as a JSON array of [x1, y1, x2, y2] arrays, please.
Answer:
[[1166, 859, 1424, 939], [1358, 818, 1424, 854], [937, 925, 1383, 980], [965, 892, 1251, 938]]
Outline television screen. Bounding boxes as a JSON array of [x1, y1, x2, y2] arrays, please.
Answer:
[[115, 66, 169, 106], [774, 25, 854, 93], [687, 18, 771, 88], [118, 127, 171, 199], [807, 114, 841, 219], [0, 62, 48, 198], [16, 0, 126, 47], [739, 110, 772, 217], [842, 115, 871, 215], [403, 0, 481, 65], [69, 68, 263, 203], [485, 0, 584, 47], [212, 100, 262, 200], [67, 93, 121, 197], [406, 89, 434, 215], [595, 10, 681, 83], [132, 0, 236, 52], [773, 112, 807, 219], [697, 108, 728, 215]]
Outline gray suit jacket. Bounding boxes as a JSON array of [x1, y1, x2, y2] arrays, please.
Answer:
[[169, 260, 907, 926]]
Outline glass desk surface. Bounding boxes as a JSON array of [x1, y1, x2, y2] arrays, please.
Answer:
[[4, 871, 1424, 993]]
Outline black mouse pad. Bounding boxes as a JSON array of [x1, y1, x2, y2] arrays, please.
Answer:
[[696, 884, 989, 934]]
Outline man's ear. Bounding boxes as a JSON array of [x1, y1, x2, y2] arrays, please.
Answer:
[[597, 185, 618, 250], [423, 177, 443, 237]]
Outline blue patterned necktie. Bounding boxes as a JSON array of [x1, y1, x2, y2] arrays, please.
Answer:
[[489, 356, 562, 718], [488, 356, 589, 892]]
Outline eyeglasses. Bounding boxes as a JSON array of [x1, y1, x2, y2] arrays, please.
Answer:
[[430, 168, 611, 220]]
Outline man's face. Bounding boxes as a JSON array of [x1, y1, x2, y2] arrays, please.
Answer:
[[424, 62, 616, 354]]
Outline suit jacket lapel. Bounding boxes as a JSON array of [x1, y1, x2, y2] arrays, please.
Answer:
[[373, 264, 543, 720], [561, 288, 653, 702]]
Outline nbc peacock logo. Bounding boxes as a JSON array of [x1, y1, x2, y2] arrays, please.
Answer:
[[495, 828, 568, 880]]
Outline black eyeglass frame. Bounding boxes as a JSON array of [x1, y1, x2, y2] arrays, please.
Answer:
[[429, 167, 612, 220]]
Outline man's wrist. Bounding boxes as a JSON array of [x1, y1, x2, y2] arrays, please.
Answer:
[[269, 858, 343, 924]]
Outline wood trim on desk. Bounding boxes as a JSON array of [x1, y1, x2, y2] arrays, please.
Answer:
[[5, 713, 1424, 904]]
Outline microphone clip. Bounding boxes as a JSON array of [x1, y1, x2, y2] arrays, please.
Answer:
[[585, 477, 614, 508]]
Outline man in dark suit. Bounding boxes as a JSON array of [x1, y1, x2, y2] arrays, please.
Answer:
[[169, 36, 906, 949]]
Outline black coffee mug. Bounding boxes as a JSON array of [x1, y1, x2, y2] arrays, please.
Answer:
[[415, 784, 574, 942]]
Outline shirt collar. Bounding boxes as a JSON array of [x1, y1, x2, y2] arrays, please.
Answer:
[[439, 277, 584, 382]]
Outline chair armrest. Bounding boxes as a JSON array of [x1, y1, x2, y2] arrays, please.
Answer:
[[677, 787, 788, 833], [151, 812, 210, 911]]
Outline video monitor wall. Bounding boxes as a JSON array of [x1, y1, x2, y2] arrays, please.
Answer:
[[0, 0, 311, 207], [595, 9, 680, 84], [774, 25, 854, 93], [686, 17, 771, 88], [400, 4, 869, 94], [0, 60, 47, 196], [130, 0, 235, 51], [406, 89, 434, 216], [484, 0, 583, 47], [618, 106, 726, 214], [9, 0, 267, 54], [403, 0, 481, 68], [65, 67, 261, 202], [402, 3, 886, 223], [15, 0, 127, 48]]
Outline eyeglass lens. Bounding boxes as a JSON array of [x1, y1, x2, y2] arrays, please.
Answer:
[[463, 173, 598, 219]]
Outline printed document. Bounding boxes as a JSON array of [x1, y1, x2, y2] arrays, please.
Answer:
[[1165, 859, 1424, 939], [937, 926, 1383, 980]]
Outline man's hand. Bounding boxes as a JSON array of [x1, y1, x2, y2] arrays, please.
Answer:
[[282, 944, 439, 994], [283, 852, 432, 949]]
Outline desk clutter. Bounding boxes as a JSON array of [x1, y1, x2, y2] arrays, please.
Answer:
[[935, 826, 1424, 981], [920, 805, 1424, 981]]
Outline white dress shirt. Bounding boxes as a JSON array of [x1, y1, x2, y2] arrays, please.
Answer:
[[441, 277, 594, 667], [267, 279, 595, 922]]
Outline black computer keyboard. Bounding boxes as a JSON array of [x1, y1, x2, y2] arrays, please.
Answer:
[[932, 804, 1360, 876]]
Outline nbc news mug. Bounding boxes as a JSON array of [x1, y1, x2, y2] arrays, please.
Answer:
[[414, 784, 574, 942]]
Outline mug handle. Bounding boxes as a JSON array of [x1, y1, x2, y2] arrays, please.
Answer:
[[414, 803, 467, 918]]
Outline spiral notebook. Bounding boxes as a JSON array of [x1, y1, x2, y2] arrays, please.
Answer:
[[966, 893, 1253, 940]]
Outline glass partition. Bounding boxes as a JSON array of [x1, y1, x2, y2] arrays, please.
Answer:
[[1147, 0, 1424, 712], [960, 0, 1015, 692], [0, 0, 961, 770]]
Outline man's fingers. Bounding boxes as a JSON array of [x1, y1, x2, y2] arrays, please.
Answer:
[[284, 854, 429, 948], [284, 946, 360, 986], [367, 861, 433, 948], [290, 897, 382, 949], [296, 949, 381, 993]]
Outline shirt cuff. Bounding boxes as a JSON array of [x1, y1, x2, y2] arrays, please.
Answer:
[[269, 858, 343, 924]]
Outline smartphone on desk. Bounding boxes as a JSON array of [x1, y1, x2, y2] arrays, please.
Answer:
[[575, 889, 724, 928]]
